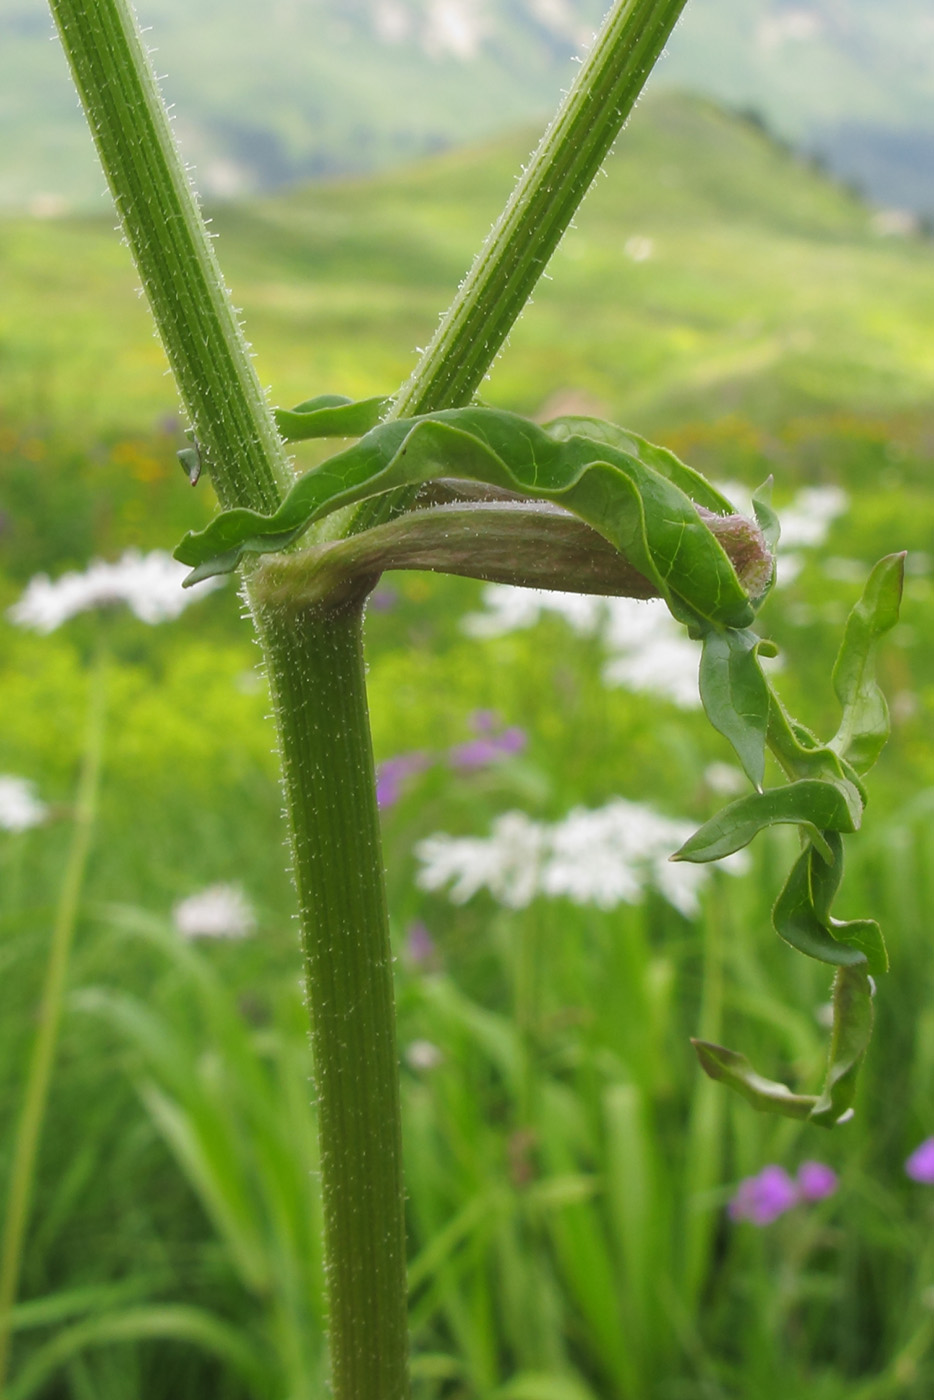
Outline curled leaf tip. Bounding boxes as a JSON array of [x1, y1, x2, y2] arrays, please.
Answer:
[[698, 508, 774, 600], [691, 1039, 816, 1119]]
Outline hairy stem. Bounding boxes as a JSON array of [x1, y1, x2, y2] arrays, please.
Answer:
[[256, 600, 408, 1400], [44, 4, 409, 1396], [342, 0, 689, 538], [392, 0, 689, 420], [47, 0, 290, 512]]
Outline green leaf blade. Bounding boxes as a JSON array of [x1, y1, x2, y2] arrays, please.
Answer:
[[809, 966, 874, 1127], [691, 1041, 816, 1120], [698, 628, 770, 788], [674, 778, 862, 865], [830, 552, 905, 774], [276, 395, 388, 442], [176, 407, 758, 633], [772, 845, 886, 977]]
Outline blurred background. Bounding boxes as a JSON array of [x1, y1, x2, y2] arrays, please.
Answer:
[[3, 1, 934, 1397]]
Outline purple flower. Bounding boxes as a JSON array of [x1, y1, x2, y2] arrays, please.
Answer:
[[405, 920, 436, 967], [797, 1161, 838, 1201], [471, 709, 500, 733], [729, 1166, 799, 1225], [729, 1160, 840, 1225], [375, 752, 430, 809], [448, 727, 526, 771], [905, 1138, 934, 1184]]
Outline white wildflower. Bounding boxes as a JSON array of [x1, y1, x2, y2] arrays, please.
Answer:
[[416, 812, 547, 909], [462, 585, 604, 640], [172, 884, 256, 940], [416, 798, 748, 918], [405, 1040, 444, 1071], [8, 550, 223, 633], [461, 483, 847, 703], [602, 597, 701, 707], [542, 798, 695, 909], [464, 588, 702, 707], [0, 775, 49, 832]]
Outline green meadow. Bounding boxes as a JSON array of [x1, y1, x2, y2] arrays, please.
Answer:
[[3, 91, 934, 1397]]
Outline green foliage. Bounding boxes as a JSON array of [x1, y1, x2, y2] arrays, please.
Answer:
[[178, 403, 754, 633], [177, 375, 903, 1125], [1, 56, 930, 1400], [6, 95, 934, 442]]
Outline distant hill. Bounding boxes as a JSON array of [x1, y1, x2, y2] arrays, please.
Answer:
[[3, 0, 934, 215], [4, 91, 933, 450]]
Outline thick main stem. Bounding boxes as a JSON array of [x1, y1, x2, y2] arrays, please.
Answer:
[[44, 3, 409, 1396], [256, 599, 408, 1400], [48, 2, 693, 1395]]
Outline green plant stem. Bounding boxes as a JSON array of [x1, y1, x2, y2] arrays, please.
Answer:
[[47, 0, 290, 513], [392, 0, 689, 420], [256, 598, 408, 1400], [46, 3, 694, 1396], [343, 0, 688, 540], [0, 656, 106, 1396], [45, 4, 409, 1396]]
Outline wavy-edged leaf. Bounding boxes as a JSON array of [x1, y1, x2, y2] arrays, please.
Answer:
[[767, 691, 867, 802], [674, 778, 862, 865], [175, 407, 755, 630], [690, 1040, 816, 1119], [830, 552, 905, 773], [809, 965, 874, 1127], [772, 844, 886, 977], [275, 393, 388, 442], [542, 414, 737, 515], [805, 833, 889, 973], [698, 627, 770, 788]]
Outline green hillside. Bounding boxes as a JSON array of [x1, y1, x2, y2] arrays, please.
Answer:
[[6, 83, 934, 1400], [2, 91, 933, 446], [3, 0, 934, 212]]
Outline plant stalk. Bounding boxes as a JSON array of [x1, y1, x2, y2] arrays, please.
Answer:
[[43, 4, 410, 1395], [391, 0, 689, 420], [46, 2, 696, 1396], [47, 0, 290, 513], [256, 598, 408, 1400], [343, 0, 689, 539], [0, 656, 106, 1395]]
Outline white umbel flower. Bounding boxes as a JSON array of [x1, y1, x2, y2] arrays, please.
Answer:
[[602, 597, 702, 708], [172, 884, 256, 940], [464, 587, 701, 707], [0, 775, 49, 832], [416, 812, 547, 909], [416, 798, 748, 918], [8, 550, 223, 633]]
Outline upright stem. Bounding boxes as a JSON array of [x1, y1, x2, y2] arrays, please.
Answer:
[[43, 4, 409, 1396], [47, 2, 693, 1396], [393, 0, 687, 418], [47, 0, 290, 513], [256, 598, 407, 1400], [348, 0, 688, 535], [0, 657, 106, 1394]]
